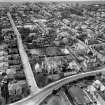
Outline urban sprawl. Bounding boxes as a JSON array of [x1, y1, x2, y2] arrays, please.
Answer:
[[1, 2, 105, 105]]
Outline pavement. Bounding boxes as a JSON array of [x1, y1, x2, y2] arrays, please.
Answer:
[[7, 12, 40, 94], [9, 68, 105, 105], [6, 11, 105, 105]]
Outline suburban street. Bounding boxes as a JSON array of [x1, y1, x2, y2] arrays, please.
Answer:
[[7, 12, 40, 94], [0, 1, 105, 105], [9, 68, 105, 105]]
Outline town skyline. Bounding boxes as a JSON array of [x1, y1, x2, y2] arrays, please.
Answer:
[[0, 0, 105, 2]]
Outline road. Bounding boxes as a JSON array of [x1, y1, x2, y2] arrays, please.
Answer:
[[7, 12, 40, 93], [9, 68, 105, 105], [7, 12, 105, 105]]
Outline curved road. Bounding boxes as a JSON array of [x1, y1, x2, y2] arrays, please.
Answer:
[[9, 68, 105, 105]]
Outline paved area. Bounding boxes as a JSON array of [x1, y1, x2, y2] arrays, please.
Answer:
[[8, 68, 105, 105], [7, 12, 40, 93]]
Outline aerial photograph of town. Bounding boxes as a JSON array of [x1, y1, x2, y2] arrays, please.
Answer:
[[1, 0, 105, 105]]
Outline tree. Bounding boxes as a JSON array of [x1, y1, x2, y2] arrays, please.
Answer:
[[19, 28, 30, 40]]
